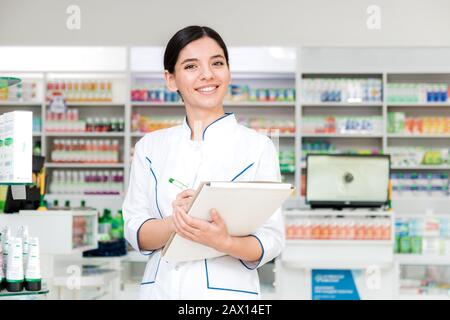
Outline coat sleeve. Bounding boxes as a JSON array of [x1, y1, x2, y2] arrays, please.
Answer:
[[122, 138, 158, 255], [240, 137, 286, 269]]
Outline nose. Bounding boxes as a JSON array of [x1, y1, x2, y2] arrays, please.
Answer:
[[200, 64, 214, 80]]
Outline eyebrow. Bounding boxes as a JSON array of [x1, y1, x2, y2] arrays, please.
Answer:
[[180, 54, 226, 65]]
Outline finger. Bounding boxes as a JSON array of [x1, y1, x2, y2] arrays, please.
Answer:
[[210, 209, 223, 225], [176, 189, 196, 200], [181, 212, 210, 231], [176, 208, 201, 235], [172, 210, 195, 240], [173, 198, 191, 210]]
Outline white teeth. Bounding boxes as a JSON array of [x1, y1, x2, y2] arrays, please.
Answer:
[[197, 86, 217, 92]]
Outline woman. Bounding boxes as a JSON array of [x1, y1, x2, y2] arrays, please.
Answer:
[[122, 25, 285, 300]]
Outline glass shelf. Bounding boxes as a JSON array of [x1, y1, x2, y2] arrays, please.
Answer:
[[0, 288, 49, 298]]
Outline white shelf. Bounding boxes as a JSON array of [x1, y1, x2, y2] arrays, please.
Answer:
[[302, 102, 382, 107], [395, 254, 450, 266], [283, 208, 393, 217], [225, 101, 295, 107], [45, 163, 125, 168], [0, 101, 42, 106], [281, 259, 394, 270], [397, 294, 450, 300], [65, 102, 125, 107], [131, 131, 295, 138], [45, 132, 125, 137], [287, 239, 392, 245], [131, 101, 295, 107], [274, 133, 295, 138], [302, 133, 383, 138], [388, 134, 450, 138], [33, 132, 42, 137], [47, 193, 124, 198], [131, 101, 183, 107], [391, 165, 450, 170], [388, 102, 450, 107]]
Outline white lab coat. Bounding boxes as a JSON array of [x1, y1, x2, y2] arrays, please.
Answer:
[[122, 113, 285, 300]]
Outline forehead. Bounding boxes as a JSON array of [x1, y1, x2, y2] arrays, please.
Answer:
[[177, 37, 225, 63]]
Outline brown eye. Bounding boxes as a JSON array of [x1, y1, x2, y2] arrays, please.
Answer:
[[184, 64, 196, 70], [213, 61, 224, 66]]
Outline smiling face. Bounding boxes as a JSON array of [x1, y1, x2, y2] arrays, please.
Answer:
[[165, 36, 231, 112]]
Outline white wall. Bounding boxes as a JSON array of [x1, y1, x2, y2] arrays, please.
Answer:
[[1, 0, 450, 47]]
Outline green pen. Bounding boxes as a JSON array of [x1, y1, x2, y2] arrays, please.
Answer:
[[168, 177, 189, 190]]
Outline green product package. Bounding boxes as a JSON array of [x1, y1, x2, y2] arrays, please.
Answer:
[[410, 236, 423, 254], [400, 236, 411, 254]]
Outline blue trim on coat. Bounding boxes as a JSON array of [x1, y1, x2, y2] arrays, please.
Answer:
[[140, 254, 162, 285], [231, 162, 255, 182], [202, 112, 233, 140], [145, 157, 163, 219], [239, 234, 265, 270], [204, 259, 258, 295]]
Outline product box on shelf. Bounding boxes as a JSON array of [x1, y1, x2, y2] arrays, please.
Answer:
[[0, 111, 32, 184]]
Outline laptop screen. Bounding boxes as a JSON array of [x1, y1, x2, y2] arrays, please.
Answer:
[[306, 154, 390, 208]]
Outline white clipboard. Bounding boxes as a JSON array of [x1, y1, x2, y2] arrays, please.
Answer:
[[162, 181, 294, 262]]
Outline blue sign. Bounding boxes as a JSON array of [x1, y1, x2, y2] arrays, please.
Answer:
[[312, 269, 360, 300]]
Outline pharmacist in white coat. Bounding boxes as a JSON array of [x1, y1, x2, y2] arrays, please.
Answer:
[[122, 26, 285, 300]]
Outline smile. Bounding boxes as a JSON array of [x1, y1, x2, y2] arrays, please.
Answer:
[[195, 85, 219, 95]]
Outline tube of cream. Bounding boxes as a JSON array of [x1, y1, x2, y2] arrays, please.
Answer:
[[6, 237, 24, 292], [2, 226, 10, 279], [25, 237, 41, 291], [18, 226, 29, 271], [0, 244, 4, 291]]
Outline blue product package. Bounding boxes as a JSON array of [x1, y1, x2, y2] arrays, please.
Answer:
[[164, 91, 170, 102]]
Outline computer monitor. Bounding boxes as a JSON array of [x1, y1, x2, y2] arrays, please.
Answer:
[[306, 154, 390, 209], [3, 156, 45, 213]]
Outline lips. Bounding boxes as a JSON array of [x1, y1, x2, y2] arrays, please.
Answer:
[[195, 84, 219, 95]]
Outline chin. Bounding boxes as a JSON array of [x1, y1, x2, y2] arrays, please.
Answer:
[[194, 97, 224, 110]]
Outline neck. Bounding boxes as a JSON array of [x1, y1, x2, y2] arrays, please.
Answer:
[[185, 105, 225, 141]]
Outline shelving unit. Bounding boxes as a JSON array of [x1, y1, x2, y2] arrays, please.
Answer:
[[2, 46, 450, 300]]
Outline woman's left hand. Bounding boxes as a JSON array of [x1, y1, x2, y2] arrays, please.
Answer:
[[172, 207, 233, 253]]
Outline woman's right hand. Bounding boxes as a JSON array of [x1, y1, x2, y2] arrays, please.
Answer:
[[168, 189, 196, 232]]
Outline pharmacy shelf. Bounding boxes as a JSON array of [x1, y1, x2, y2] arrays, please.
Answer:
[[387, 102, 450, 107], [391, 165, 450, 170], [387, 134, 450, 138], [302, 133, 383, 138], [131, 101, 295, 107], [47, 193, 124, 198], [45, 132, 125, 137], [225, 101, 295, 107], [283, 208, 393, 217], [395, 254, 450, 266], [65, 102, 125, 107], [274, 133, 295, 138], [287, 239, 392, 245], [131, 101, 183, 107], [45, 163, 125, 168], [302, 102, 382, 107], [0, 101, 42, 106], [397, 294, 450, 300], [392, 198, 450, 215], [282, 259, 394, 270]]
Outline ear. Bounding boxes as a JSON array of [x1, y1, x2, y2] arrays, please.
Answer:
[[164, 70, 178, 92]]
